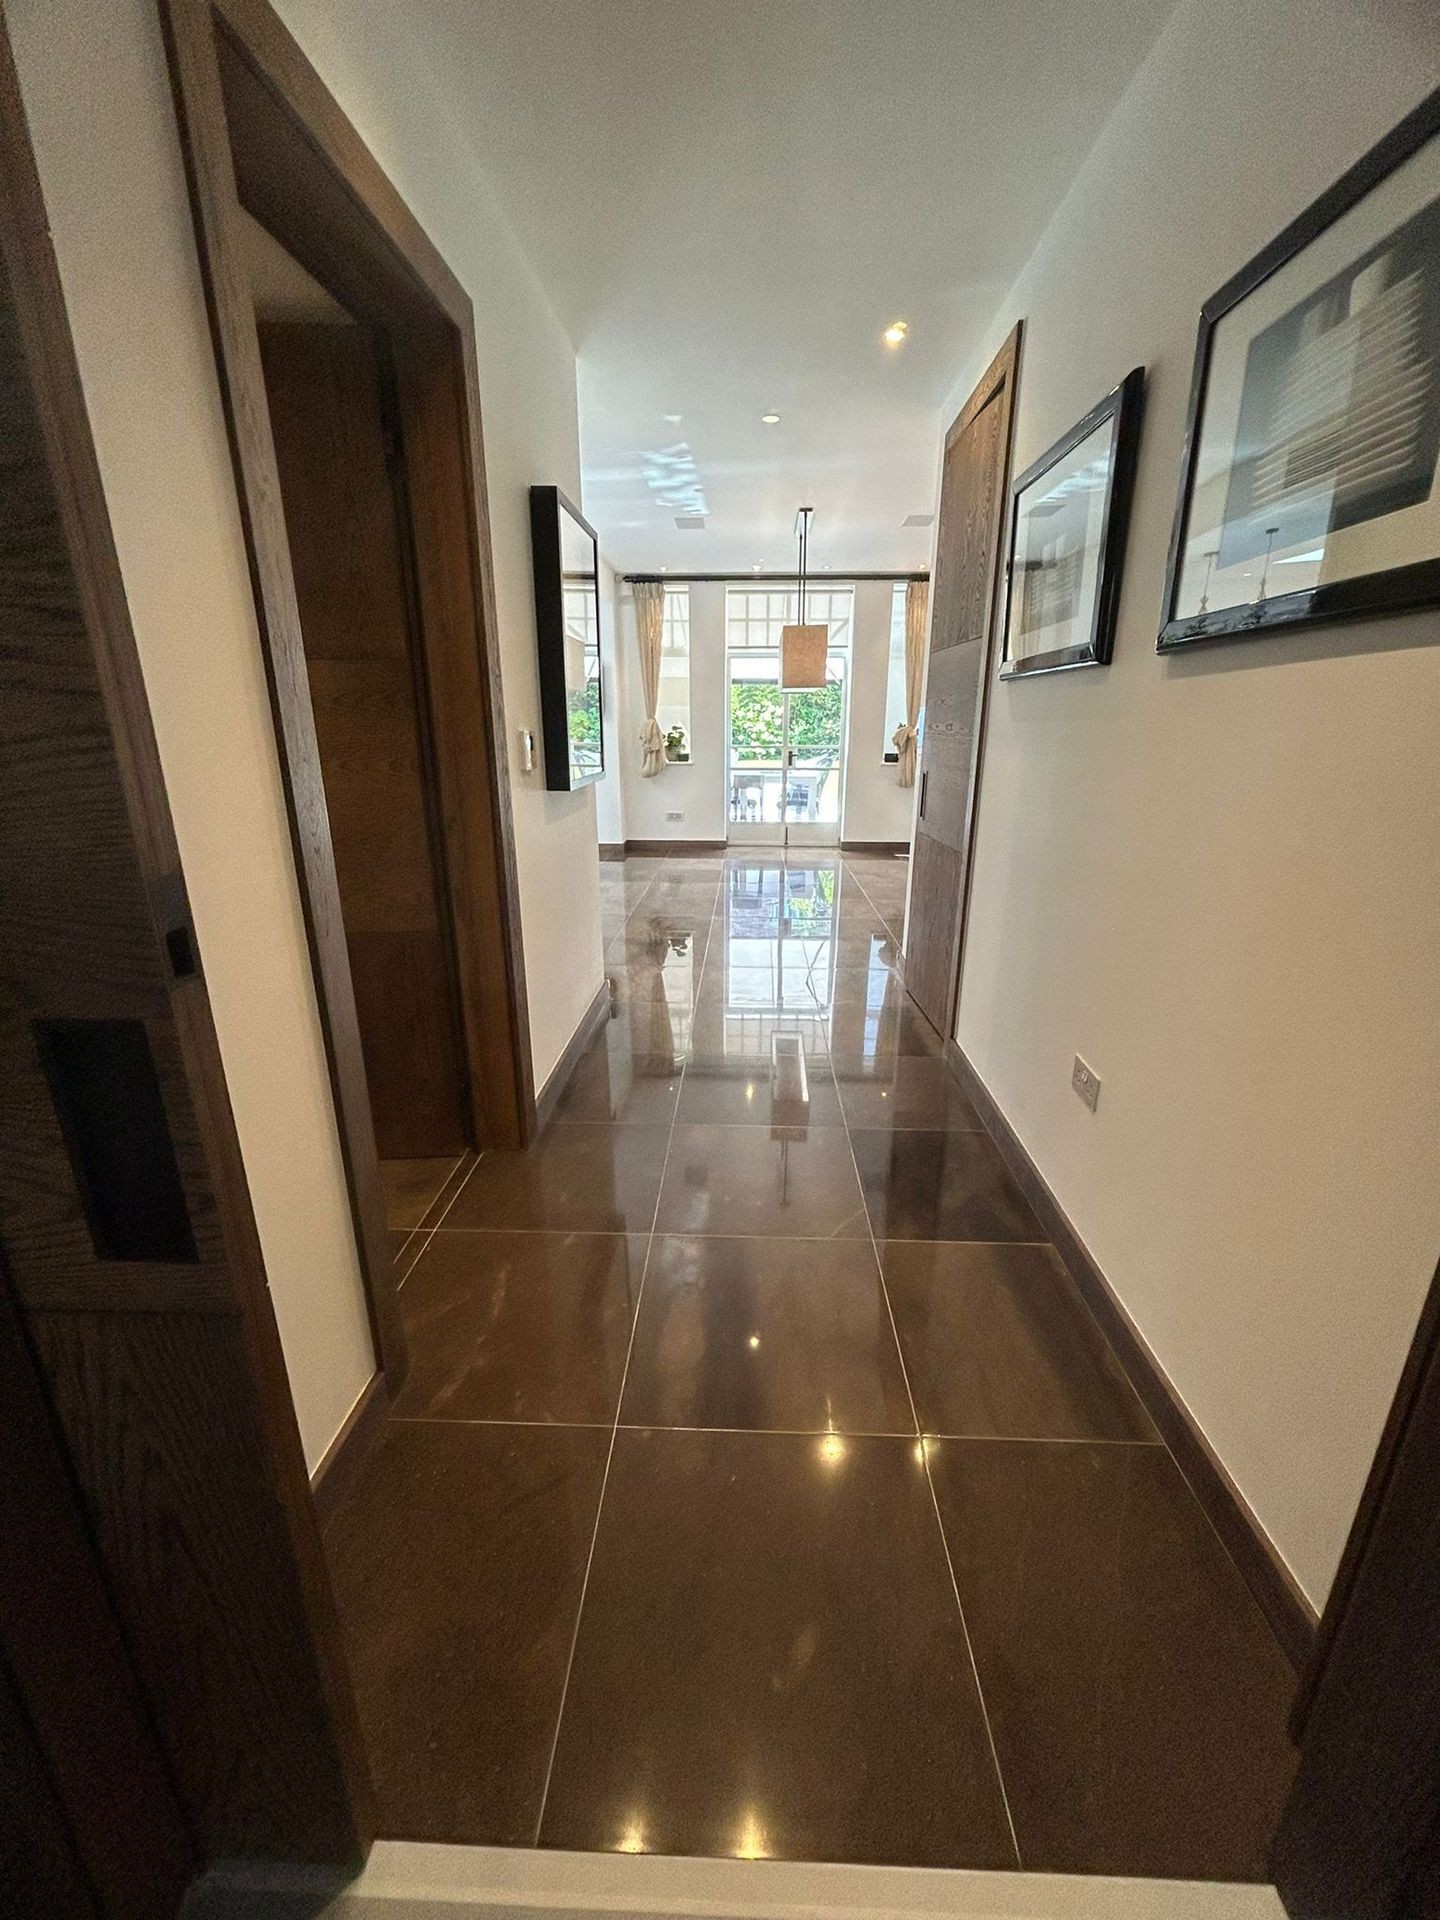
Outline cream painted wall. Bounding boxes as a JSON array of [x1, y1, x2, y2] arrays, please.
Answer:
[[8, 0, 375, 1470], [10, 0, 607, 1468], [618, 582, 730, 843], [841, 580, 918, 847], [616, 578, 916, 846], [271, 0, 605, 1093], [936, 0, 1440, 1607]]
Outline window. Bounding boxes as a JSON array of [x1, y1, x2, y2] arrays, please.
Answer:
[[725, 586, 854, 650], [656, 584, 690, 751], [882, 581, 907, 761]]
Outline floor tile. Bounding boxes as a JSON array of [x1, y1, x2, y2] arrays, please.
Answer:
[[538, 1428, 1016, 1867], [850, 1128, 1042, 1241], [324, 1422, 608, 1845], [881, 1242, 1155, 1440], [925, 1439, 1297, 1880], [825, 998, 943, 1058], [621, 1236, 913, 1434], [677, 1053, 843, 1126], [553, 1043, 683, 1123], [393, 1231, 647, 1423], [657, 1124, 869, 1238], [444, 1124, 669, 1232], [833, 1054, 983, 1130], [378, 1155, 465, 1231]]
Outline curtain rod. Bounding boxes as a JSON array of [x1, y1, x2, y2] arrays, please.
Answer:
[[621, 570, 929, 584]]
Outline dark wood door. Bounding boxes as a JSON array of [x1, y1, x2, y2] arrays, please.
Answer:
[[0, 31, 371, 1873], [1272, 1253, 1440, 1918], [905, 326, 1021, 1035], [259, 321, 469, 1159]]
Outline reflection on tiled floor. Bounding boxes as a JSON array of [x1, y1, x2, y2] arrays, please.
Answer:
[[325, 849, 1297, 1878]]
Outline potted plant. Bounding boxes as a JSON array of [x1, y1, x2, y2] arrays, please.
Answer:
[[664, 724, 689, 764]]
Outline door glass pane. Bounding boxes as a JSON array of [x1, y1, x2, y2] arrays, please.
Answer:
[[783, 653, 846, 825], [728, 652, 784, 826]]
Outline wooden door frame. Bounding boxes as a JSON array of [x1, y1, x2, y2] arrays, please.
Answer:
[[913, 321, 1022, 1038], [159, 0, 539, 1392]]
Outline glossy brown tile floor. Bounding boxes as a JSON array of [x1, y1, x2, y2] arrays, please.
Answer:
[[324, 850, 1296, 1877]]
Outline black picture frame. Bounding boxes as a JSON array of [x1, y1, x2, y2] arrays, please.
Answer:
[[999, 366, 1145, 679], [529, 484, 604, 790], [1158, 86, 1440, 652]]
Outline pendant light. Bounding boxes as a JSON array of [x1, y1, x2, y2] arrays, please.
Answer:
[[780, 505, 827, 689]]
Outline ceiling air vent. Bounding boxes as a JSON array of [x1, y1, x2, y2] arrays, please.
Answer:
[[903, 512, 935, 528], [674, 514, 706, 531]]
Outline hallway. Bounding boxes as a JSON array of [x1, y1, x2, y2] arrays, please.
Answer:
[[326, 850, 1297, 1883]]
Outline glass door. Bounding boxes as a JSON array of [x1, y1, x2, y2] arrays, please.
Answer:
[[726, 650, 848, 848]]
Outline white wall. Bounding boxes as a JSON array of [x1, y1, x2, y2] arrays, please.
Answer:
[[615, 577, 917, 846], [937, 0, 1440, 1608], [10, 0, 605, 1467], [841, 580, 917, 846], [619, 581, 730, 843]]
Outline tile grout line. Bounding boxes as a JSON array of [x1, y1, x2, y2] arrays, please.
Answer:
[[389, 1149, 467, 1272], [830, 935, 1026, 1875], [395, 1148, 486, 1293], [387, 1414, 1162, 1445], [531, 857, 711, 1843]]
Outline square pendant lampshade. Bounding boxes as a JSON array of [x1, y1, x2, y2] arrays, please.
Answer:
[[780, 622, 828, 689]]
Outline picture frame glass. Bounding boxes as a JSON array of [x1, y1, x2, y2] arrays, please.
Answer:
[[1174, 131, 1440, 624], [1004, 411, 1120, 670], [559, 500, 603, 786]]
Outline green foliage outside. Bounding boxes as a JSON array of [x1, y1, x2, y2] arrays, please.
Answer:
[[730, 681, 842, 762]]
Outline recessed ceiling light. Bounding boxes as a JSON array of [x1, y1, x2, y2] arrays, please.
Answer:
[[663, 413, 683, 424], [761, 411, 781, 425], [882, 319, 910, 347], [660, 565, 668, 573], [753, 562, 763, 573]]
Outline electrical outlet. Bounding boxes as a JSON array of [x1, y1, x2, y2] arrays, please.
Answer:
[[665, 811, 684, 822], [1072, 1055, 1101, 1112]]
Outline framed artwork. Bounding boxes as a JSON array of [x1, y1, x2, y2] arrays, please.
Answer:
[[1159, 87, 1440, 651], [529, 485, 604, 790], [1000, 366, 1146, 678]]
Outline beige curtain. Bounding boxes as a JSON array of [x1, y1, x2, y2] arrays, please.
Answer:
[[892, 578, 929, 787], [633, 578, 667, 777]]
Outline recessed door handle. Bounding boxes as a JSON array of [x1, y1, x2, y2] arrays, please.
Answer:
[[919, 768, 929, 820]]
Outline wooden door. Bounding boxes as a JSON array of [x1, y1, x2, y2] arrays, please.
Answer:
[[1272, 1254, 1440, 1918], [904, 326, 1021, 1034], [259, 321, 469, 1159], [0, 34, 371, 1871], [0, 1256, 192, 1920]]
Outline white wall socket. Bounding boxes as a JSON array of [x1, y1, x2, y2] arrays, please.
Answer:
[[1072, 1055, 1101, 1112]]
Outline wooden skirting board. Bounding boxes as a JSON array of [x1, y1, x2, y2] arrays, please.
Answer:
[[840, 839, 909, 855], [598, 844, 626, 862], [944, 1038, 1319, 1673], [622, 838, 728, 856], [533, 979, 611, 1133]]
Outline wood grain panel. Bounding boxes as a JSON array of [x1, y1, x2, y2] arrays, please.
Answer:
[[30, 1310, 362, 1860], [259, 322, 468, 1157], [0, 1658, 98, 1920], [905, 326, 1021, 1036], [0, 18, 373, 1877]]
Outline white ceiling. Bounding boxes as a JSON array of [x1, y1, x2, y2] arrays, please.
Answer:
[[415, 0, 1177, 572]]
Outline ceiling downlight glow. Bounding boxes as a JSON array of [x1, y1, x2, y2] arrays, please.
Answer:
[[761, 411, 781, 424], [882, 319, 910, 347]]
